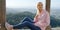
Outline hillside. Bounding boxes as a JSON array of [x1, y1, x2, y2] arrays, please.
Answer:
[[6, 8, 36, 14]]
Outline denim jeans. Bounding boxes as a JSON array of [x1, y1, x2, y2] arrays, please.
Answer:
[[13, 17, 41, 30]]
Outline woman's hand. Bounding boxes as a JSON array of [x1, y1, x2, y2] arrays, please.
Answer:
[[5, 22, 13, 30], [34, 15, 38, 22]]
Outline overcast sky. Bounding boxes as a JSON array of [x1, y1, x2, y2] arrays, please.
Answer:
[[6, 0, 60, 9]]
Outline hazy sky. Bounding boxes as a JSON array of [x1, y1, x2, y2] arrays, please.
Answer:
[[6, 0, 60, 9]]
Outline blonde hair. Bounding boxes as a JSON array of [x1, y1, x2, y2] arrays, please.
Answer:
[[36, 2, 43, 15]]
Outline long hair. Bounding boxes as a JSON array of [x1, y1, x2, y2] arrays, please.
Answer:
[[36, 2, 43, 15]]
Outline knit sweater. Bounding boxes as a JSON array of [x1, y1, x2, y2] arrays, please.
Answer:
[[34, 10, 50, 30]]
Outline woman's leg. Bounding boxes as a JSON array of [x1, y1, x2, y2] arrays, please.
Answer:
[[21, 17, 34, 23], [13, 21, 41, 30]]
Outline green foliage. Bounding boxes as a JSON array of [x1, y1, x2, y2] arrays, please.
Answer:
[[50, 16, 60, 28]]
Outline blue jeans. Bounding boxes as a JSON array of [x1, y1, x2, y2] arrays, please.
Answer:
[[13, 17, 41, 30]]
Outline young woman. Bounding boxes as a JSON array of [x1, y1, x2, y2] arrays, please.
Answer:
[[5, 2, 50, 30]]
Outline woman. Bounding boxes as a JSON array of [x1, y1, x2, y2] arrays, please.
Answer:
[[5, 2, 50, 30]]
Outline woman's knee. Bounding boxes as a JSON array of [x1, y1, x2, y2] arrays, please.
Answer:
[[23, 17, 28, 20], [24, 17, 31, 20], [24, 16, 31, 19]]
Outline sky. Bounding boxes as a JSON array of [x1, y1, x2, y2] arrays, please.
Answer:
[[6, 0, 45, 8], [51, 0, 60, 9], [6, 0, 60, 9]]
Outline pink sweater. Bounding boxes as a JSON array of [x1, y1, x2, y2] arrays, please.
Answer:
[[34, 10, 50, 30]]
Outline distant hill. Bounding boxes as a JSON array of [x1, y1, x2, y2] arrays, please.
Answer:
[[50, 8, 60, 19], [6, 8, 60, 19], [6, 8, 36, 14]]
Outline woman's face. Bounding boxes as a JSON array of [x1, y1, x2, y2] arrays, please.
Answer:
[[37, 3, 43, 10]]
